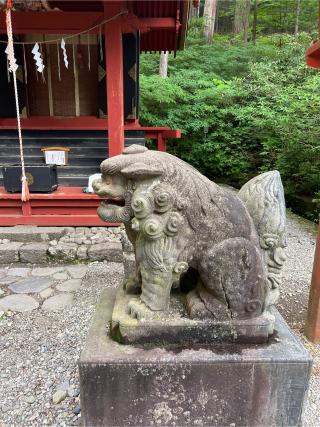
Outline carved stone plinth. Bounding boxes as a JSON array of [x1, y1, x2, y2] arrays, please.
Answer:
[[79, 288, 312, 427], [111, 288, 271, 345]]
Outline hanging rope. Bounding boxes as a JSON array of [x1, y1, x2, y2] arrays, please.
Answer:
[[5, 0, 30, 202]]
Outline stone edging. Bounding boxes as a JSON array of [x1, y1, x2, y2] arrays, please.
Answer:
[[0, 227, 123, 264]]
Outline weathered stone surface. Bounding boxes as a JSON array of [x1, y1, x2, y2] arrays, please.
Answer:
[[53, 271, 69, 281], [32, 266, 64, 277], [7, 267, 31, 277], [66, 266, 88, 279], [42, 293, 74, 311], [79, 289, 311, 427], [25, 395, 36, 404], [0, 294, 39, 312], [19, 242, 48, 264], [0, 276, 19, 285], [56, 279, 82, 292], [93, 146, 286, 336], [77, 245, 88, 260], [0, 226, 67, 242], [0, 269, 6, 278], [0, 242, 23, 264], [123, 252, 135, 279], [50, 243, 78, 261], [9, 276, 52, 294], [52, 390, 67, 404], [112, 288, 271, 345], [39, 287, 54, 299], [88, 242, 122, 263], [239, 170, 286, 311], [120, 233, 134, 253]]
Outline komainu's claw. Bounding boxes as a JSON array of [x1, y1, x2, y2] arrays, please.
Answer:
[[127, 298, 155, 320]]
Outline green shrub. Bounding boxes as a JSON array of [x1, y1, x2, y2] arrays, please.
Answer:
[[139, 34, 320, 219]]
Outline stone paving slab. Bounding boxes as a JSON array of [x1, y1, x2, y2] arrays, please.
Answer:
[[53, 272, 69, 281], [39, 288, 54, 299], [42, 293, 74, 311], [7, 268, 31, 277], [0, 294, 39, 312], [66, 266, 88, 279], [32, 267, 65, 277], [56, 279, 82, 292], [0, 263, 88, 315], [0, 276, 20, 285], [9, 277, 53, 294]]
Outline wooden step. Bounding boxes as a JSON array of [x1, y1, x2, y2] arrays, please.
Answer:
[[0, 129, 145, 188], [0, 129, 145, 140], [0, 154, 107, 165]]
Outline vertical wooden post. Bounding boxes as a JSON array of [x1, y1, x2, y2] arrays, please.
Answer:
[[305, 222, 320, 343], [104, 2, 125, 157], [157, 133, 167, 152]]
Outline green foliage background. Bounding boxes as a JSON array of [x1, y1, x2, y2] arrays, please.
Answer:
[[139, 29, 320, 220]]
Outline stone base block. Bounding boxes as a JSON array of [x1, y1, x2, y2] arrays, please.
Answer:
[[19, 242, 48, 264], [87, 242, 123, 262], [111, 288, 271, 345], [79, 289, 312, 427], [0, 242, 23, 264], [0, 225, 67, 242]]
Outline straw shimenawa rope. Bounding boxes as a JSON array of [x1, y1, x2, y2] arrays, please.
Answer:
[[5, 0, 30, 202]]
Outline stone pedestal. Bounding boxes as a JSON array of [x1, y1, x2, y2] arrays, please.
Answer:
[[111, 288, 272, 345], [79, 289, 312, 427]]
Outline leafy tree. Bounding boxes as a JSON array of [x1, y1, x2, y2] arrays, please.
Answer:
[[139, 17, 320, 220]]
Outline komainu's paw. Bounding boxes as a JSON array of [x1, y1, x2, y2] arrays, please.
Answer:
[[186, 290, 212, 320], [123, 274, 141, 295], [126, 298, 155, 320]]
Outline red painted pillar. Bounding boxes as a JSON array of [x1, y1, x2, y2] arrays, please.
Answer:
[[305, 223, 320, 343], [157, 133, 167, 152], [104, 3, 125, 157]]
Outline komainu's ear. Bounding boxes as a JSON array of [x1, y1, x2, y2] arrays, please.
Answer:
[[123, 145, 148, 155], [120, 162, 163, 179]]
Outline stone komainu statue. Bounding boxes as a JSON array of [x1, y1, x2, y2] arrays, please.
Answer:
[[93, 145, 286, 332]]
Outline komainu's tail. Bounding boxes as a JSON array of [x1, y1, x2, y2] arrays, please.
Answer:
[[238, 171, 286, 312]]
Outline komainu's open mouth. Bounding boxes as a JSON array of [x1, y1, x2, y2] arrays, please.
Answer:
[[101, 198, 125, 208]]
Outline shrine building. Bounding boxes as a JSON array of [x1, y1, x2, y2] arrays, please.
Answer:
[[0, 0, 190, 225]]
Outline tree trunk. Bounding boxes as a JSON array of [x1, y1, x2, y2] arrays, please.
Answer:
[[234, 0, 251, 41], [159, 51, 169, 78], [203, 0, 217, 44], [294, 0, 301, 37], [191, 4, 200, 18], [252, 0, 258, 44]]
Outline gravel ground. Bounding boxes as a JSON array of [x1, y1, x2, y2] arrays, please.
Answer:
[[278, 212, 319, 427], [0, 262, 124, 426], [0, 212, 319, 426]]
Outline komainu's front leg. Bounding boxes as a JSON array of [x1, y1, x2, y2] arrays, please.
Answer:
[[140, 263, 174, 311], [127, 263, 174, 319]]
